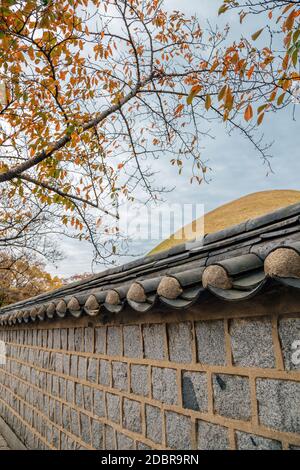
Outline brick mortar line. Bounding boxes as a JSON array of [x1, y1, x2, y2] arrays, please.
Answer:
[[0, 396, 55, 450], [228, 428, 236, 450], [1, 359, 300, 446], [249, 375, 259, 427], [0, 380, 98, 450], [0, 368, 169, 450], [207, 371, 213, 415], [272, 316, 285, 371], [224, 319, 233, 367]]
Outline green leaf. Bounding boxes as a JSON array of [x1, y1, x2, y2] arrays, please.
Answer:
[[218, 4, 228, 15], [292, 49, 299, 67], [293, 29, 300, 44]]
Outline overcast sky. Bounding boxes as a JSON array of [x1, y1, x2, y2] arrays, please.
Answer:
[[47, 0, 300, 278]]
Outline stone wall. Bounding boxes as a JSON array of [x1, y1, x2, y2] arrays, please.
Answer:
[[0, 300, 299, 450]]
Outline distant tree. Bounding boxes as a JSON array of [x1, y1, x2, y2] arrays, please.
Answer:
[[0, 253, 63, 307], [62, 272, 93, 285]]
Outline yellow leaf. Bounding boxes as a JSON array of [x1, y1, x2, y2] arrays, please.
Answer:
[[205, 94, 212, 110], [218, 4, 228, 15], [224, 86, 234, 110], [218, 85, 227, 102], [251, 28, 264, 41], [277, 92, 285, 106], [187, 85, 202, 105], [257, 113, 264, 125]]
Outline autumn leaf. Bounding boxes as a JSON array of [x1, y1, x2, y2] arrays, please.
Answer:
[[277, 92, 286, 106], [187, 85, 202, 105], [257, 113, 264, 125], [218, 4, 228, 16], [285, 10, 296, 31], [251, 28, 264, 41], [175, 103, 184, 115], [218, 85, 227, 102], [244, 104, 253, 121], [247, 65, 255, 79], [205, 94, 212, 110]]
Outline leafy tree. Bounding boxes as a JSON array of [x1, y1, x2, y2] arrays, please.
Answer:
[[0, 253, 63, 306], [216, 1, 300, 132], [0, 0, 299, 266]]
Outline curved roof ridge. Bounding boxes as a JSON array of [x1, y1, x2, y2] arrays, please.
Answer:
[[1, 200, 300, 315]]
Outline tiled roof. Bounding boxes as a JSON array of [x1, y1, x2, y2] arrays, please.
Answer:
[[1, 201, 300, 326]]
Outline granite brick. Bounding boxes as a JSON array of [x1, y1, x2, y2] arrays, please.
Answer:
[[106, 393, 120, 423], [74, 328, 83, 352], [112, 361, 128, 391], [91, 419, 104, 450], [107, 326, 122, 356], [87, 358, 97, 383], [166, 412, 192, 450], [123, 398, 142, 433], [116, 432, 134, 450], [278, 318, 300, 371], [78, 356, 87, 380], [235, 431, 282, 450], [84, 328, 94, 353], [95, 327, 106, 354], [123, 325, 142, 358], [131, 364, 149, 397], [212, 374, 251, 421], [182, 371, 208, 412], [152, 367, 177, 405], [230, 317, 275, 368], [146, 405, 162, 444], [168, 322, 193, 363], [93, 389, 105, 418], [143, 324, 166, 360], [80, 413, 91, 445], [256, 378, 300, 433], [195, 320, 226, 366], [99, 359, 110, 386], [105, 425, 116, 450], [197, 421, 229, 450]]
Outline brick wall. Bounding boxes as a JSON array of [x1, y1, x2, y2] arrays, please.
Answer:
[[0, 303, 299, 450]]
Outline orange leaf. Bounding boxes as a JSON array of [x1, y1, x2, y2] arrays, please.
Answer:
[[244, 104, 253, 121], [175, 104, 184, 115], [205, 94, 212, 110], [285, 10, 296, 31], [247, 65, 255, 79]]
